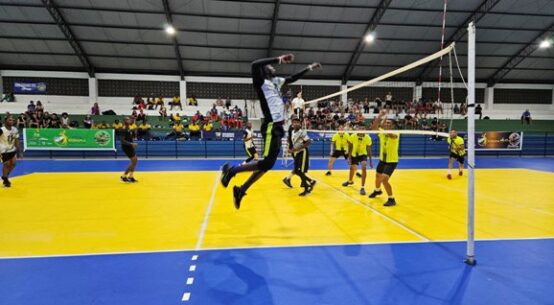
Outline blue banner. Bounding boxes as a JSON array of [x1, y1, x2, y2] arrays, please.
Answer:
[[13, 82, 47, 93]]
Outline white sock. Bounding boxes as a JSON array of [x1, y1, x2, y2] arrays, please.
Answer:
[[448, 169, 452, 175], [286, 173, 293, 180], [375, 188, 381, 192]]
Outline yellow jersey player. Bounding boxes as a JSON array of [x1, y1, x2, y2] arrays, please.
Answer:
[[447, 129, 465, 179], [368, 110, 400, 207], [342, 124, 373, 195], [326, 125, 350, 176]]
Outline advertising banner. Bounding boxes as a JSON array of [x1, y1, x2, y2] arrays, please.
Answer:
[[23, 128, 116, 151], [475, 131, 523, 150], [13, 82, 47, 94]]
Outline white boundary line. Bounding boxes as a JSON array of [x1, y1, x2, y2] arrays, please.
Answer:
[[317, 179, 431, 242], [194, 171, 221, 250], [2, 236, 554, 260]]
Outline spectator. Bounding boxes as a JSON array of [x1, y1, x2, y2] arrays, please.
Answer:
[[36, 101, 44, 113], [521, 109, 531, 125], [137, 109, 146, 122], [94, 121, 109, 129], [187, 95, 198, 106], [137, 120, 152, 140], [27, 101, 36, 114], [215, 96, 224, 107], [112, 119, 123, 132], [433, 99, 443, 115], [83, 115, 93, 129], [225, 96, 232, 109], [91, 102, 100, 115], [203, 121, 214, 132], [29, 113, 40, 128], [170, 94, 182, 110], [475, 104, 483, 120], [49, 113, 61, 128], [146, 97, 155, 110], [166, 121, 186, 140], [61, 112, 70, 127], [453, 103, 460, 114], [159, 105, 168, 121], [385, 92, 393, 112], [155, 95, 164, 110], [188, 121, 201, 139], [17, 114, 27, 129], [171, 112, 181, 122], [1, 92, 15, 103], [460, 101, 467, 116]]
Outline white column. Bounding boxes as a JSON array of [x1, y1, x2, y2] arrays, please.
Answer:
[[340, 84, 347, 104], [180, 80, 187, 100], [88, 77, 97, 104], [484, 86, 494, 111], [414, 85, 422, 101]]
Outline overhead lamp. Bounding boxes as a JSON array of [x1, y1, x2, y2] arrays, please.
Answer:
[[165, 25, 176, 35], [539, 39, 551, 49], [364, 32, 376, 43]]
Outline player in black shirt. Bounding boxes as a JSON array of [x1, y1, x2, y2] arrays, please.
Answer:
[[120, 117, 138, 183]]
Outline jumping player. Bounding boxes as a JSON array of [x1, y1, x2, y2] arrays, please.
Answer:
[[220, 54, 321, 209]]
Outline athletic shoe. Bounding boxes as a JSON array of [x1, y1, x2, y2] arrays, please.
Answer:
[[120, 176, 129, 183], [356, 172, 362, 178], [233, 186, 246, 210], [325, 171, 331, 176], [308, 180, 316, 193], [360, 188, 366, 195], [128, 177, 138, 183], [342, 181, 354, 187], [368, 190, 383, 198], [299, 189, 310, 196], [2, 177, 11, 188], [384, 198, 397, 207], [459, 171, 463, 176], [447, 174, 452, 180], [283, 177, 293, 188], [220, 163, 234, 188]]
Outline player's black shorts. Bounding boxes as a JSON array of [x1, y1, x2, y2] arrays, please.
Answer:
[[293, 148, 309, 173], [258, 121, 285, 171], [246, 146, 257, 157], [332, 149, 348, 159], [122, 145, 136, 159], [376, 161, 397, 176], [1, 151, 16, 162], [449, 152, 465, 164], [293, 108, 304, 120], [350, 155, 368, 166]]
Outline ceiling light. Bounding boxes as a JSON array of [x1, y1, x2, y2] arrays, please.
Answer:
[[539, 39, 551, 49], [165, 25, 176, 35], [364, 33, 375, 43]]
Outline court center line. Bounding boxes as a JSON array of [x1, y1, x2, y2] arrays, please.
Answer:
[[195, 171, 221, 250], [317, 179, 431, 242]]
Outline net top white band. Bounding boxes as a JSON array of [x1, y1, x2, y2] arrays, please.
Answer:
[[305, 129, 450, 138]]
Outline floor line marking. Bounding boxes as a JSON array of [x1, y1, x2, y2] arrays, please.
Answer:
[[317, 179, 431, 242], [191, 255, 199, 260], [186, 277, 194, 285], [189, 265, 196, 272], [181, 292, 191, 301], [3, 236, 554, 259], [195, 171, 221, 251]]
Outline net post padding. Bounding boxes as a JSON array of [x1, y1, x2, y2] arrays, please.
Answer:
[[304, 43, 456, 106]]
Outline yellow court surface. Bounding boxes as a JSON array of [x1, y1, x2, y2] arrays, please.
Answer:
[[1, 168, 554, 257]]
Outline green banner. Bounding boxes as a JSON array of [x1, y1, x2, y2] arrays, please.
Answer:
[[23, 128, 116, 151]]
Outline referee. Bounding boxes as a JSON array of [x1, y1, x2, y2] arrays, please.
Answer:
[[368, 110, 400, 207]]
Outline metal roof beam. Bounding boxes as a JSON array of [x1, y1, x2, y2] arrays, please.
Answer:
[[487, 22, 554, 86], [342, 0, 391, 83], [267, 0, 281, 57], [417, 0, 501, 82], [162, 0, 185, 79], [40, 0, 94, 76]]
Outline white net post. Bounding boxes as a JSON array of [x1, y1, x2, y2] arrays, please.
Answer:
[[465, 21, 477, 266]]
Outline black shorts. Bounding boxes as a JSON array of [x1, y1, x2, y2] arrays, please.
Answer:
[[332, 150, 348, 159], [122, 145, 136, 159], [376, 161, 397, 176], [258, 121, 285, 172], [1, 151, 16, 162], [293, 148, 309, 173], [293, 108, 304, 119], [245, 146, 257, 157], [350, 155, 368, 166], [450, 152, 465, 164]]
